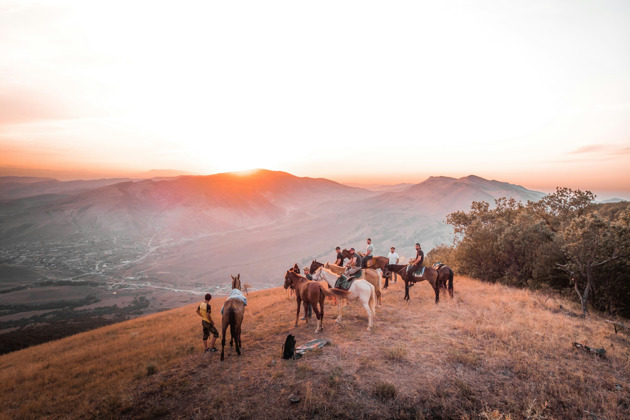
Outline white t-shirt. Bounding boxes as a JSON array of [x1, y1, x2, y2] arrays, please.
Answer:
[[387, 251, 399, 265], [366, 243, 374, 256]]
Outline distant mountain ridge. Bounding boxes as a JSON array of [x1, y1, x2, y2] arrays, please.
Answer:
[[0, 170, 544, 288]]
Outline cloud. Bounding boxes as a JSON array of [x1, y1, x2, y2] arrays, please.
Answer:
[[569, 144, 607, 154]]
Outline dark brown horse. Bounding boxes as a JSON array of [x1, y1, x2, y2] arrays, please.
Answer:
[[388, 264, 442, 303], [433, 264, 454, 298], [221, 274, 246, 361], [365, 256, 392, 287], [309, 260, 325, 273], [284, 269, 328, 333]]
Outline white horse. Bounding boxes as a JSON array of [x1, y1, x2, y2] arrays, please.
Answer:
[[312, 267, 376, 330]]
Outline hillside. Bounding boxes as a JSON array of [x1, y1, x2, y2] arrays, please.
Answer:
[[2, 276, 629, 419]]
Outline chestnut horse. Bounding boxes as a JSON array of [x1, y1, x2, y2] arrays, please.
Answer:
[[284, 269, 332, 333], [221, 274, 246, 361]]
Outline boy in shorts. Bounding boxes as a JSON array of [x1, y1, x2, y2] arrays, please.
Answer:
[[196, 293, 219, 353]]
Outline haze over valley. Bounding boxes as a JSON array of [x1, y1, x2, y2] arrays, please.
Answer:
[[0, 170, 544, 352]]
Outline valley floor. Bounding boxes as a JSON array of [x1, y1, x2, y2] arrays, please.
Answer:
[[1, 277, 630, 419]]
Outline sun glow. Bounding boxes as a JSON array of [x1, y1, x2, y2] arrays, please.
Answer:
[[0, 1, 629, 195]]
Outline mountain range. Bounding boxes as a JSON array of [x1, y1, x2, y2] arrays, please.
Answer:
[[0, 170, 544, 289]]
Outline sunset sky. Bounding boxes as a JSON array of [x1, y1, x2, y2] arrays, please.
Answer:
[[1, 1, 629, 199]]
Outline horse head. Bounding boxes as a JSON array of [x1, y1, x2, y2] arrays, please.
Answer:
[[292, 263, 300, 274], [284, 270, 294, 289], [310, 260, 324, 273], [341, 249, 352, 259], [230, 274, 241, 290]]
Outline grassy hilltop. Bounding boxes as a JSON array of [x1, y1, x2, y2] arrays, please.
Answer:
[[1, 277, 630, 419]]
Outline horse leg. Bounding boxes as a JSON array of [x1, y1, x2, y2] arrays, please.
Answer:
[[320, 295, 325, 332], [235, 314, 242, 355], [433, 278, 440, 304], [335, 298, 343, 323], [362, 292, 373, 331], [220, 319, 228, 361], [303, 301, 310, 325], [295, 298, 301, 327], [404, 280, 410, 301]]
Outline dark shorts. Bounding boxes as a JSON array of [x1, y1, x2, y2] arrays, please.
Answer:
[[202, 321, 219, 340]]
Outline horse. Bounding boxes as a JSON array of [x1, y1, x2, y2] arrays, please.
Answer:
[[323, 262, 383, 306], [434, 264, 454, 298], [365, 256, 392, 287], [387, 264, 438, 303], [221, 274, 246, 361], [312, 267, 376, 330], [284, 269, 329, 333], [309, 260, 325, 273]]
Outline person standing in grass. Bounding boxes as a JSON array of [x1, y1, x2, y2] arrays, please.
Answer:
[[387, 246, 400, 283], [196, 293, 219, 353]]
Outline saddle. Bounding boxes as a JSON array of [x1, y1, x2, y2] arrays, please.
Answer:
[[432, 262, 445, 270], [335, 269, 362, 290]]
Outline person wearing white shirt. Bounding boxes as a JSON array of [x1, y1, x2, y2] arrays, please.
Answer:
[[387, 246, 399, 284], [362, 238, 374, 268], [387, 247, 399, 265]]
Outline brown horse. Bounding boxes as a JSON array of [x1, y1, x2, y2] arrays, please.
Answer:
[[221, 274, 246, 361], [309, 260, 325, 273], [389, 264, 442, 303], [435, 264, 454, 298], [284, 269, 330, 333], [365, 256, 393, 287]]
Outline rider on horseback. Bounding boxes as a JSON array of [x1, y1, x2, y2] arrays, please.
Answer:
[[408, 243, 424, 286], [334, 246, 344, 266], [361, 238, 374, 268], [345, 248, 362, 277]]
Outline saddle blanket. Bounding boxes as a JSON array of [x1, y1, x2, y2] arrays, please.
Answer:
[[220, 289, 248, 314], [407, 266, 425, 277], [296, 339, 330, 355], [335, 269, 363, 290]]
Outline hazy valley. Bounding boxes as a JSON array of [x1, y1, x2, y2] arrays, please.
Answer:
[[0, 170, 544, 353]]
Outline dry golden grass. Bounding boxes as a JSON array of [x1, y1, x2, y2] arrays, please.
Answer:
[[2, 278, 630, 419]]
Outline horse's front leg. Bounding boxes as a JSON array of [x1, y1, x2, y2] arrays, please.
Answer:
[[404, 281, 410, 301]]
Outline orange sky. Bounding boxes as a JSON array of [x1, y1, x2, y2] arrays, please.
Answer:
[[1, 1, 629, 199]]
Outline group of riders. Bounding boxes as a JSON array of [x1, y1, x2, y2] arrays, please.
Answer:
[[302, 238, 425, 282], [296, 238, 426, 320]]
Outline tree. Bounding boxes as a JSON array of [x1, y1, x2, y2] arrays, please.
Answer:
[[557, 212, 630, 315]]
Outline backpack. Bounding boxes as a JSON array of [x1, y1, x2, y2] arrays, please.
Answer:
[[282, 334, 300, 360]]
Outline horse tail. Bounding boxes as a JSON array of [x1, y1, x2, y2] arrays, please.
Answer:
[[320, 286, 352, 299], [448, 268, 454, 296]]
